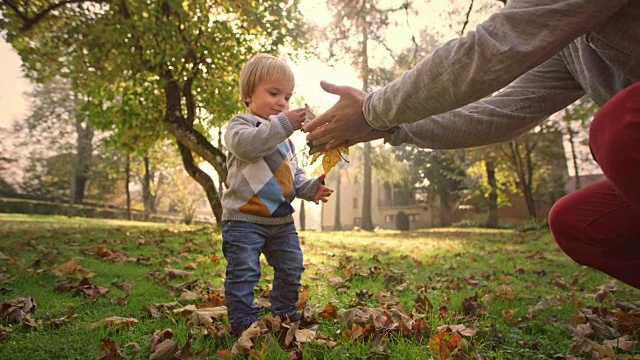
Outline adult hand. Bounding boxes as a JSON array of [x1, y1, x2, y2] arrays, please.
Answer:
[[308, 128, 386, 155], [304, 81, 373, 150], [343, 129, 386, 147]]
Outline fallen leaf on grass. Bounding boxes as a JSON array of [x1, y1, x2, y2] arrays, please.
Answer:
[[43, 306, 76, 327], [96, 337, 124, 360], [428, 327, 475, 360], [164, 267, 192, 278], [179, 290, 199, 302], [295, 328, 316, 343], [74, 278, 109, 302], [87, 316, 138, 330], [296, 285, 309, 309], [414, 294, 434, 313], [319, 303, 337, 320], [428, 330, 466, 360], [0, 296, 36, 325], [171, 304, 227, 326], [593, 279, 617, 302], [53, 260, 95, 279], [603, 335, 636, 352], [231, 322, 263, 355], [149, 339, 179, 360]]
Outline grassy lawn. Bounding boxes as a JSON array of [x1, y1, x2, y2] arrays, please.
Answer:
[[0, 213, 638, 359]]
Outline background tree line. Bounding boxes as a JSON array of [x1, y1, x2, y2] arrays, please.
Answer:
[[0, 0, 597, 227]]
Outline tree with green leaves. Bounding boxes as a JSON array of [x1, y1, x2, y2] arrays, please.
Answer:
[[11, 77, 94, 204], [1, 0, 310, 223], [493, 122, 568, 222], [323, 0, 410, 231], [561, 96, 597, 190]]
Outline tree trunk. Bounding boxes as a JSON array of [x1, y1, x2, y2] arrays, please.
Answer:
[[333, 172, 342, 231], [564, 112, 581, 190], [438, 187, 452, 227], [177, 143, 223, 223], [362, 143, 374, 230], [218, 126, 225, 194], [299, 199, 306, 231], [142, 155, 154, 220], [162, 68, 226, 223], [360, 20, 374, 231], [485, 159, 498, 228], [71, 97, 93, 205], [125, 153, 132, 221], [509, 141, 537, 220]]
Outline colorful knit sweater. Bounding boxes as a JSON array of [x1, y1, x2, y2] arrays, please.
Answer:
[[221, 113, 320, 225]]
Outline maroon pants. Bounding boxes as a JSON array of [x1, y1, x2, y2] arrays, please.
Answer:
[[549, 82, 640, 289]]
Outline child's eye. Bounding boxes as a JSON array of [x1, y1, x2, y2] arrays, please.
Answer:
[[269, 91, 278, 97], [285, 96, 291, 102]]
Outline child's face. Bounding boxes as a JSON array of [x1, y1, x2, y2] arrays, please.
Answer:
[[246, 77, 294, 119]]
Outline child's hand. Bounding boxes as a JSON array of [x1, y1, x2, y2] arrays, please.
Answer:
[[283, 108, 306, 131], [313, 173, 334, 204]]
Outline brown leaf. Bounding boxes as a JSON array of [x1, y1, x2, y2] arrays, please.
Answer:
[[415, 294, 433, 313], [150, 329, 174, 353], [319, 303, 337, 320], [0, 296, 37, 325], [343, 324, 364, 341], [44, 306, 76, 327], [149, 339, 179, 360], [164, 267, 192, 278], [583, 311, 619, 339], [96, 338, 124, 360], [231, 322, 262, 355], [603, 335, 636, 352], [90, 316, 138, 330], [284, 321, 298, 348], [428, 330, 468, 360], [461, 293, 485, 316], [203, 292, 225, 307], [175, 336, 209, 360], [296, 285, 309, 310], [295, 328, 316, 343]]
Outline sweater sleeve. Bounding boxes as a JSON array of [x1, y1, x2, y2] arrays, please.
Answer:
[[384, 53, 585, 149], [224, 113, 294, 162], [288, 141, 320, 201], [364, 0, 626, 130]]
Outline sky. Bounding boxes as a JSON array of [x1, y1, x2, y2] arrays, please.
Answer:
[[0, 39, 30, 130]]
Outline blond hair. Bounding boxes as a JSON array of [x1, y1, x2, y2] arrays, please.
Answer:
[[239, 53, 295, 106]]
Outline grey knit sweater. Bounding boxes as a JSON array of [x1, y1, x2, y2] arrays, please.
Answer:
[[221, 113, 320, 225], [366, 0, 639, 149]]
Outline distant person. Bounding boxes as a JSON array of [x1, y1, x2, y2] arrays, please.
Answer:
[[304, 1, 640, 289], [222, 53, 334, 334]]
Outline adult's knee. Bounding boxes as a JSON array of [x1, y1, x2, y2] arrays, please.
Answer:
[[548, 195, 578, 251], [590, 82, 640, 163]]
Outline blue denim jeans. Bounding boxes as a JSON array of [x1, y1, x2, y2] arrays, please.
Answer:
[[222, 220, 304, 332]]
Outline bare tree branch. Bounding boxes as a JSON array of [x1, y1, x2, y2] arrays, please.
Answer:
[[459, 0, 474, 36]]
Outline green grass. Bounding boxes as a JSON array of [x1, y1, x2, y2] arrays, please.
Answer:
[[0, 214, 638, 359]]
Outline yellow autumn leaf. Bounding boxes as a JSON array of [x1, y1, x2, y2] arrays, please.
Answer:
[[304, 104, 349, 173], [310, 146, 349, 174]]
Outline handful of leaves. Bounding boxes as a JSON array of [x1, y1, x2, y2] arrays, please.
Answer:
[[304, 104, 349, 174]]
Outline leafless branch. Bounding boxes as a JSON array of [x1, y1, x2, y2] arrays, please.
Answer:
[[459, 0, 474, 36]]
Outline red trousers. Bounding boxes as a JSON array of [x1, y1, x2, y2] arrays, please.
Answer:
[[549, 82, 640, 289]]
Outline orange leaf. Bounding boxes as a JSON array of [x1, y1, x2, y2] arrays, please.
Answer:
[[319, 303, 338, 320]]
